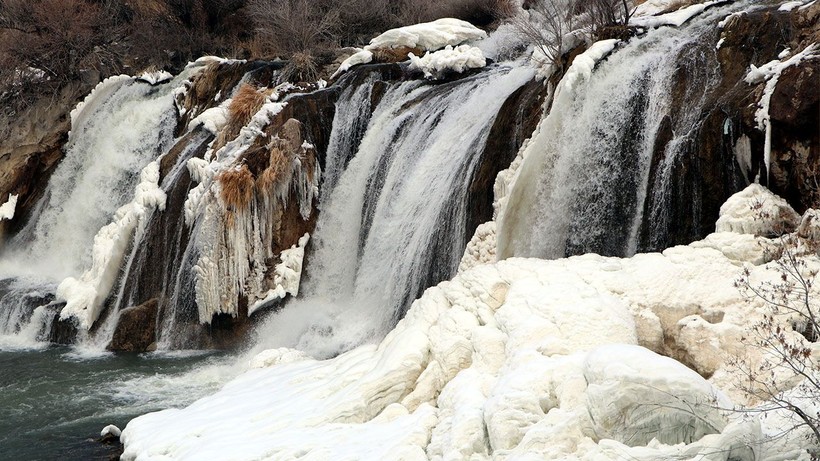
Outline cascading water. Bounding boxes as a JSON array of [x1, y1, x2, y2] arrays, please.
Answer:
[[0, 70, 196, 346], [255, 64, 535, 358], [498, 5, 744, 259]]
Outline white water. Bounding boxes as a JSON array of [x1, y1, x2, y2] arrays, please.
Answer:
[[0, 71, 196, 347], [498, 9, 725, 259], [254, 64, 535, 358]]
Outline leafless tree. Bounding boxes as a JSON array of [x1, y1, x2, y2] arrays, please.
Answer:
[[515, 0, 574, 71], [731, 214, 820, 450]]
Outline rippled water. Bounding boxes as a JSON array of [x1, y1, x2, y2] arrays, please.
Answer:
[[0, 347, 234, 460]]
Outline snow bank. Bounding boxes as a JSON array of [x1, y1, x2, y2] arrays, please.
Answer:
[[0, 194, 17, 220], [630, 0, 726, 28], [744, 44, 819, 180], [187, 99, 231, 135], [121, 199, 818, 459], [408, 45, 486, 79], [332, 49, 374, 79], [334, 18, 487, 76], [715, 184, 800, 235], [369, 18, 487, 52], [779, 0, 805, 11], [57, 162, 167, 330]]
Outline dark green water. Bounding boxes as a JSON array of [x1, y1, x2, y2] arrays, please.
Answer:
[[0, 346, 233, 460]]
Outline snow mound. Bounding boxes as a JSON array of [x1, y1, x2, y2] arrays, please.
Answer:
[[408, 45, 486, 79], [715, 184, 800, 236], [187, 99, 231, 135], [334, 18, 487, 76], [0, 194, 17, 220], [584, 345, 727, 446], [119, 221, 817, 459], [630, 0, 724, 28], [369, 18, 487, 52], [100, 425, 121, 438]]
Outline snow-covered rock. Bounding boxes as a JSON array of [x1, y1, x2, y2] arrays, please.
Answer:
[[715, 184, 800, 236], [248, 233, 311, 315], [408, 45, 486, 79], [334, 18, 487, 76]]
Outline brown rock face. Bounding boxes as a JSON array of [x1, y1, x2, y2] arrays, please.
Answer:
[[0, 80, 94, 246], [108, 299, 159, 353]]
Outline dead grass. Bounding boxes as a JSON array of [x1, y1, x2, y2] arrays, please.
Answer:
[[219, 165, 255, 224], [212, 83, 267, 152], [257, 143, 290, 193]]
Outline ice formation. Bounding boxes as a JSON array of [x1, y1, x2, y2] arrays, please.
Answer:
[[120, 185, 820, 458], [184, 87, 321, 323], [368, 18, 487, 52], [58, 162, 167, 330], [0, 194, 17, 221], [248, 233, 310, 315], [334, 18, 487, 76], [408, 45, 486, 79], [744, 44, 819, 180]]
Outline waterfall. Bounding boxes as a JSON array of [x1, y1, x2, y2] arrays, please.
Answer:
[[0, 70, 197, 346], [497, 5, 737, 259], [255, 64, 535, 358]]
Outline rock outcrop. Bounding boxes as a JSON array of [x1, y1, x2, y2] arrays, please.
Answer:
[[108, 299, 159, 353]]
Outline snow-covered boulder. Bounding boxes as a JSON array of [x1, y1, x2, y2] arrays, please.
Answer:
[[334, 18, 487, 77], [408, 45, 486, 79], [715, 184, 800, 236]]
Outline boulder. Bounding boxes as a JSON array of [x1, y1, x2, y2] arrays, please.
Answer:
[[107, 299, 158, 352]]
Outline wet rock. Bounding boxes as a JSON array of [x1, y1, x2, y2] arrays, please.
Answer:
[[107, 299, 158, 353], [45, 303, 78, 345]]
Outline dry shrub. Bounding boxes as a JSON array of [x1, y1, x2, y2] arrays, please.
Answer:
[[257, 143, 290, 193], [219, 165, 255, 223], [229, 83, 267, 125], [211, 83, 267, 152], [282, 51, 320, 83]]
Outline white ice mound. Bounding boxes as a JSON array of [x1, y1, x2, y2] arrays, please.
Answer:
[[715, 184, 800, 235], [0, 194, 18, 220], [121, 228, 797, 460], [408, 45, 486, 79], [369, 18, 487, 52], [584, 344, 727, 446], [334, 18, 487, 77]]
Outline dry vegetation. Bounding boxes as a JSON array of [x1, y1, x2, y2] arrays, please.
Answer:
[[0, 0, 519, 106]]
